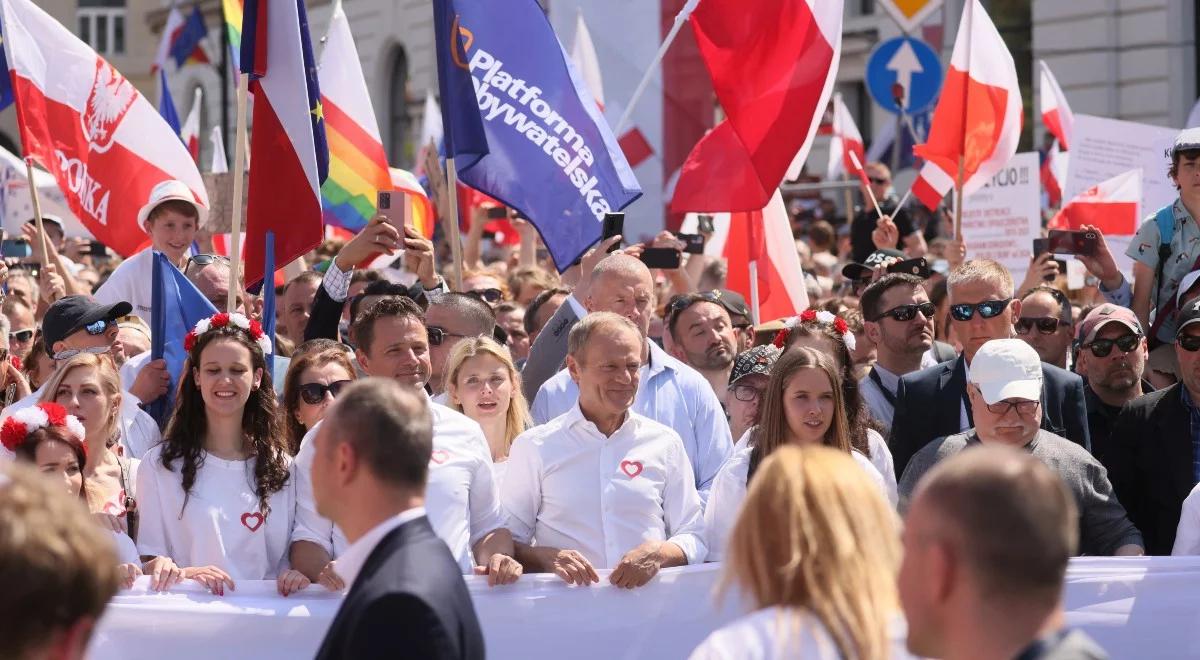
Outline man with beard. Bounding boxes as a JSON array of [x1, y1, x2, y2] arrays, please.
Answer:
[[1016, 286, 1074, 369], [1074, 304, 1151, 463], [665, 292, 740, 404], [859, 274, 937, 435]]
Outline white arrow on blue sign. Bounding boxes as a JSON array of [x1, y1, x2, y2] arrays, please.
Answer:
[[865, 36, 943, 115]]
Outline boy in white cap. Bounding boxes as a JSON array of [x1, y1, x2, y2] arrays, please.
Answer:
[[93, 180, 208, 321], [899, 338, 1144, 556]]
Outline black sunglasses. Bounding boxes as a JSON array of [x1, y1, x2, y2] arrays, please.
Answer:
[[1178, 335, 1200, 352], [184, 253, 231, 276], [428, 326, 469, 347], [466, 288, 503, 304], [298, 380, 352, 405], [868, 177, 889, 185], [667, 291, 723, 326], [950, 299, 1012, 322], [1015, 317, 1064, 335], [873, 302, 936, 323], [1086, 333, 1141, 358], [8, 329, 33, 343]]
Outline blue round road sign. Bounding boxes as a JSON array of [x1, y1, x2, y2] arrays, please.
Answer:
[[865, 36, 943, 115]]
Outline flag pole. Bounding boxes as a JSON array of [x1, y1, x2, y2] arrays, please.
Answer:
[[748, 260, 760, 326], [840, 173, 855, 230], [953, 155, 965, 240], [848, 151, 884, 220], [445, 158, 465, 292], [22, 158, 50, 266], [614, 0, 700, 133], [227, 74, 249, 313]]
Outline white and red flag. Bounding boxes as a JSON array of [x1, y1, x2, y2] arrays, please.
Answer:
[[571, 9, 605, 110], [910, 0, 1021, 211], [1040, 141, 1066, 208], [1039, 60, 1074, 150], [826, 92, 867, 186], [1049, 168, 1141, 236], [0, 0, 208, 257], [181, 86, 202, 163]]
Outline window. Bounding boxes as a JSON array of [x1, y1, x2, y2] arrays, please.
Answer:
[[77, 0, 126, 56], [387, 47, 412, 166]]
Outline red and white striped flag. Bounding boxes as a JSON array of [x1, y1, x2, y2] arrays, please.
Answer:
[[570, 9, 604, 109], [181, 87, 202, 163], [1049, 168, 1140, 236], [910, 0, 1021, 211], [1039, 60, 1075, 151], [826, 92, 867, 185], [0, 0, 208, 257]]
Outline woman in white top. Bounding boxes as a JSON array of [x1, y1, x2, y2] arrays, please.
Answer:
[[692, 445, 913, 660], [137, 313, 304, 596], [2, 402, 144, 588], [705, 348, 890, 561], [444, 336, 531, 486]]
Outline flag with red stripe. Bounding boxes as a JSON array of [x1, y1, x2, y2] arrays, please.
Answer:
[[826, 92, 867, 186], [180, 87, 202, 163], [1049, 168, 1140, 235], [1039, 60, 1074, 151]]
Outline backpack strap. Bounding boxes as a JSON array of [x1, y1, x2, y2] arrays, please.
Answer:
[[1156, 204, 1176, 246], [1149, 203, 1198, 342]]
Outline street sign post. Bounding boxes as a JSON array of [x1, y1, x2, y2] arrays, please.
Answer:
[[865, 36, 943, 115]]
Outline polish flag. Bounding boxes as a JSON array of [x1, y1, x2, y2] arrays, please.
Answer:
[[1040, 141, 1066, 208], [671, 0, 842, 212], [1039, 60, 1074, 151], [1049, 169, 1141, 236], [826, 92, 867, 186], [1, 0, 208, 257], [180, 86, 202, 163], [570, 9, 604, 109], [910, 0, 1022, 212]]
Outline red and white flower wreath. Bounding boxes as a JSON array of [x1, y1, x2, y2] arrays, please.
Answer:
[[772, 309, 856, 351], [1, 402, 88, 456], [184, 312, 273, 355]]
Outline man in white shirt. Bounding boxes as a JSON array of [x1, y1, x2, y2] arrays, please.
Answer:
[[503, 312, 707, 588], [859, 274, 938, 435], [289, 296, 520, 587]]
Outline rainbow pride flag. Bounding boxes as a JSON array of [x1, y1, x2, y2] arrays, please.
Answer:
[[222, 0, 243, 69], [391, 168, 435, 239]]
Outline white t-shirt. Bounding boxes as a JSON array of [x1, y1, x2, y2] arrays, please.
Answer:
[[1174, 482, 1200, 555], [93, 248, 158, 321], [112, 529, 141, 565], [689, 606, 916, 660], [135, 445, 297, 580]]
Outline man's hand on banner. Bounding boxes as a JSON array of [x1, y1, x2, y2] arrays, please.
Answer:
[[474, 553, 524, 587], [316, 561, 345, 591], [1075, 224, 1124, 291], [610, 541, 667, 589], [276, 569, 311, 597]]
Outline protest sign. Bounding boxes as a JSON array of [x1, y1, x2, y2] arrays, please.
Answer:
[[960, 152, 1040, 286]]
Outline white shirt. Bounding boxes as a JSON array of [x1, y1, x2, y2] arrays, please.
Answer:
[[1174, 482, 1200, 555], [135, 445, 297, 580], [0, 385, 161, 462], [291, 400, 507, 573], [112, 529, 141, 566], [865, 429, 898, 506], [335, 507, 427, 589], [689, 606, 916, 660], [531, 340, 732, 503], [704, 441, 890, 562], [501, 404, 707, 568], [93, 248, 158, 321]]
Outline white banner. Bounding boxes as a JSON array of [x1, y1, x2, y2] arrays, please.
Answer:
[[961, 152, 1041, 287], [87, 558, 1200, 659]]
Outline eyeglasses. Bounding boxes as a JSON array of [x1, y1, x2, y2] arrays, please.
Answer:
[[1086, 333, 1141, 358], [84, 319, 112, 335], [466, 288, 503, 304], [427, 326, 469, 346], [982, 398, 1040, 416], [1178, 335, 1200, 352], [298, 380, 352, 405], [1015, 317, 1064, 335], [53, 345, 110, 361], [729, 383, 765, 402], [184, 253, 231, 276], [873, 302, 936, 323], [667, 291, 723, 328], [8, 329, 33, 343], [949, 299, 1012, 322], [868, 177, 889, 185]]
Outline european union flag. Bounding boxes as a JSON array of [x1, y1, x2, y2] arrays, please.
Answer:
[[149, 251, 218, 427]]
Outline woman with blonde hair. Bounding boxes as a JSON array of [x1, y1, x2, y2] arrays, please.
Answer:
[[704, 348, 891, 561], [691, 445, 912, 660], [444, 336, 531, 484]]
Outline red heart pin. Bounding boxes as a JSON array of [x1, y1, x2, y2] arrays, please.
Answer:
[[430, 450, 450, 465], [620, 460, 643, 478], [241, 512, 264, 532]]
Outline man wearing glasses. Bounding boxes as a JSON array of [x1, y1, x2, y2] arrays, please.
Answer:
[[889, 260, 1090, 479], [899, 339, 1143, 557], [724, 345, 779, 446], [1015, 286, 1074, 369], [859, 274, 940, 437], [1073, 304, 1151, 465]]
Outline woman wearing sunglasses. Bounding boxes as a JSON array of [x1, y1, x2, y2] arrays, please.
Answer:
[[280, 347, 357, 455], [444, 337, 531, 486]]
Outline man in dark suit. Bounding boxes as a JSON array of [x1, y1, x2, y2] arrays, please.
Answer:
[[889, 260, 1091, 478], [1106, 299, 1200, 555], [310, 379, 484, 660]]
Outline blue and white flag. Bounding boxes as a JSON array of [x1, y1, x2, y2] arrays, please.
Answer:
[[433, 0, 642, 271]]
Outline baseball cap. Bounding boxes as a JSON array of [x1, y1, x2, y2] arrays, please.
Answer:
[[136, 180, 208, 229], [842, 248, 905, 281], [1178, 268, 1200, 307], [1078, 304, 1142, 344], [25, 215, 65, 234], [714, 289, 750, 323], [1170, 127, 1200, 158], [968, 339, 1043, 404], [42, 295, 131, 354], [1176, 297, 1200, 336], [729, 345, 781, 386]]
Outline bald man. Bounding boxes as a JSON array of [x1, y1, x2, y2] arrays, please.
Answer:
[[524, 244, 731, 502]]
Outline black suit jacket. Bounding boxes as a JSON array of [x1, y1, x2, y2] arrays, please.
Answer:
[[889, 355, 1091, 479], [314, 516, 485, 660], [1105, 384, 1196, 555]]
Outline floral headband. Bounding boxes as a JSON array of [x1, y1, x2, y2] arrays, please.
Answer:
[[772, 309, 856, 352], [184, 312, 273, 355], [1, 403, 88, 456]]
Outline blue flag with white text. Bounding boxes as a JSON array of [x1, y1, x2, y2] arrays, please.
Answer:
[[432, 0, 641, 271], [149, 251, 218, 427]]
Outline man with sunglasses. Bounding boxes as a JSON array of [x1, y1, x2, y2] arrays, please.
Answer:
[[2, 298, 35, 362], [1016, 286, 1074, 369], [1074, 304, 1152, 465], [900, 339, 1143, 556], [850, 162, 927, 264], [889, 260, 1091, 479], [1107, 298, 1200, 554], [860, 274, 941, 436], [425, 293, 497, 396]]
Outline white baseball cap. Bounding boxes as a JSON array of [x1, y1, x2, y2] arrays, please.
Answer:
[[969, 339, 1043, 405], [136, 180, 208, 229]]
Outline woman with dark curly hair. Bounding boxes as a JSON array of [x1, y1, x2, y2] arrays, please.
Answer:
[[136, 313, 305, 596]]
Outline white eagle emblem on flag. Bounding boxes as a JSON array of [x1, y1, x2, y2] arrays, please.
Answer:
[[81, 60, 136, 154]]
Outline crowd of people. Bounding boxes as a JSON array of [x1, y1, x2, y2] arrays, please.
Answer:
[[4, 128, 1200, 659]]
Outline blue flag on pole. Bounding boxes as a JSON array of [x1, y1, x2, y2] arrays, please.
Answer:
[[157, 70, 182, 136], [149, 251, 218, 427], [170, 6, 209, 68], [0, 13, 13, 112], [261, 231, 276, 375], [432, 0, 642, 271]]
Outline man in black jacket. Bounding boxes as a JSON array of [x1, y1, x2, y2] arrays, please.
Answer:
[[311, 378, 484, 660], [889, 260, 1091, 479]]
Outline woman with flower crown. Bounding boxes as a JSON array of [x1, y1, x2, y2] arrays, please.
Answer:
[[135, 312, 309, 596]]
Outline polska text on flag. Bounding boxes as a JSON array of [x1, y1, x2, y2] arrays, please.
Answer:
[[433, 0, 641, 271]]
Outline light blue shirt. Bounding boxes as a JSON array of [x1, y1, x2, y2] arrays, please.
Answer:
[[531, 340, 732, 505]]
